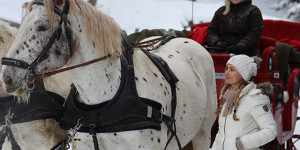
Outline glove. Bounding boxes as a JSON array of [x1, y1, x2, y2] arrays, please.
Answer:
[[216, 41, 229, 48], [227, 45, 239, 53]]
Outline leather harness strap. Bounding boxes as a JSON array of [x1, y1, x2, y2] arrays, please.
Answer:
[[132, 36, 164, 48], [0, 124, 21, 150], [138, 35, 182, 150]]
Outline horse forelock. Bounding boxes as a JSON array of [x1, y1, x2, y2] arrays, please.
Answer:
[[28, 0, 72, 28], [29, 0, 122, 57]]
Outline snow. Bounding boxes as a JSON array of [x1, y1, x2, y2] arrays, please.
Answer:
[[0, 0, 24, 24], [96, 0, 293, 34], [0, 0, 299, 148], [0, 0, 293, 34]]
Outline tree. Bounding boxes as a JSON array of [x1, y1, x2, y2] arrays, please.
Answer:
[[274, 0, 300, 21]]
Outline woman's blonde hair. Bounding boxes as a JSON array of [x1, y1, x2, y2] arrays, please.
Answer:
[[223, 0, 230, 15], [214, 80, 248, 121]]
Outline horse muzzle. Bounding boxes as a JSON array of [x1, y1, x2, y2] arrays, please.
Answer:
[[0, 70, 26, 95]]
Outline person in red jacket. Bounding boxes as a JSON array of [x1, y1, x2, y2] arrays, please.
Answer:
[[207, 0, 263, 56]]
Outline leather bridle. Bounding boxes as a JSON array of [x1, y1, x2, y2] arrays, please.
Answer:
[[1, 0, 71, 88]]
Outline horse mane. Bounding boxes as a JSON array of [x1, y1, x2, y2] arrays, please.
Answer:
[[0, 20, 18, 59], [29, 0, 122, 56]]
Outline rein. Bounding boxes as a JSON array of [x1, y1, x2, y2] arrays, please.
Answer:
[[36, 36, 168, 79], [34, 37, 168, 79], [34, 54, 111, 79]]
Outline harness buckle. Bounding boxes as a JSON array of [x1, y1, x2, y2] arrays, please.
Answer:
[[154, 111, 163, 123], [147, 106, 152, 118], [128, 65, 134, 70], [89, 123, 96, 136]]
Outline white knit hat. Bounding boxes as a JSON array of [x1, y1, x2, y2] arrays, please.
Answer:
[[226, 55, 257, 81]]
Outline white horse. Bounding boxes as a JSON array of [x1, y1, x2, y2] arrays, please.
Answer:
[[0, 0, 217, 149], [0, 20, 71, 150]]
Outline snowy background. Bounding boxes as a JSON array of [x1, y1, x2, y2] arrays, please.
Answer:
[[0, 0, 294, 34], [0, 0, 299, 149]]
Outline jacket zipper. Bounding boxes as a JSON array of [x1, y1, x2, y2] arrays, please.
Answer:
[[222, 116, 227, 150]]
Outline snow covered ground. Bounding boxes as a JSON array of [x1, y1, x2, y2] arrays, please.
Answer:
[[0, 0, 299, 148]]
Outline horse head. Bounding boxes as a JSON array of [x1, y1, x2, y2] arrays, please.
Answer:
[[0, 0, 76, 100], [0, 20, 18, 97], [1, 0, 123, 103]]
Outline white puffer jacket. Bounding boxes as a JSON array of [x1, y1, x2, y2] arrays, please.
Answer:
[[211, 82, 277, 150]]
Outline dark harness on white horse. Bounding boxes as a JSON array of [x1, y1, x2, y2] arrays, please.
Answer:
[[1, 0, 182, 149], [0, 84, 65, 150], [57, 32, 181, 150]]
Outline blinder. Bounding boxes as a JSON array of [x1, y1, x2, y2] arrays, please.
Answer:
[[1, 0, 71, 78]]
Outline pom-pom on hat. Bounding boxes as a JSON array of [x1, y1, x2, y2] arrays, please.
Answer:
[[226, 55, 257, 81]]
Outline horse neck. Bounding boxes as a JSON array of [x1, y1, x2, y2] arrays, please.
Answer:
[[43, 72, 72, 99], [68, 55, 121, 105], [63, 11, 122, 105], [67, 41, 121, 105]]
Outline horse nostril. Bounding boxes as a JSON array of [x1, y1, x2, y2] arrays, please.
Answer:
[[4, 75, 13, 86]]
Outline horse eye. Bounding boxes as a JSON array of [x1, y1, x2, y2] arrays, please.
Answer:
[[37, 25, 49, 32]]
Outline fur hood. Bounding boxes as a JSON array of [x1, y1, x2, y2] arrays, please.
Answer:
[[257, 82, 273, 97], [219, 82, 273, 99], [238, 82, 273, 99]]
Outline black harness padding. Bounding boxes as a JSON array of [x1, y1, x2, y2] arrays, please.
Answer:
[[0, 90, 64, 125], [0, 83, 65, 150], [59, 31, 163, 133]]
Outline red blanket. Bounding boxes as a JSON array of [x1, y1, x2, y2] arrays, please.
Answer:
[[277, 38, 300, 52], [185, 26, 208, 45]]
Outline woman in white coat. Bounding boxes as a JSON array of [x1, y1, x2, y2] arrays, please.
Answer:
[[211, 55, 277, 150]]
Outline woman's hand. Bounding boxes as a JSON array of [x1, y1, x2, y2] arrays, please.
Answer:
[[216, 41, 229, 48], [227, 45, 239, 53]]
